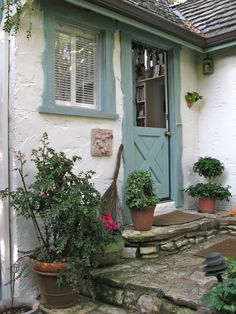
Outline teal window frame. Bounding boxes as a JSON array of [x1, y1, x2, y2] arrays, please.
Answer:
[[38, 1, 118, 119]]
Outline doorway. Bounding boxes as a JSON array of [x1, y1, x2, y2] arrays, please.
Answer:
[[132, 42, 170, 200]]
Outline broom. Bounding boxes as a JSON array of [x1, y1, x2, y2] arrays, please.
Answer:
[[101, 144, 124, 224]]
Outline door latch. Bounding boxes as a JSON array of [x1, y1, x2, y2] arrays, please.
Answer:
[[164, 131, 172, 137]]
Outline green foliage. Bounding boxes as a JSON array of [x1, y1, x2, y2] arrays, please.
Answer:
[[125, 170, 159, 210], [2, 0, 33, 38], [193, 156, 224, 179], [185, 156, 231, 202], [0, 133, 111, 293], [185, 91, 202, 103], [202, 260, 236, 314], [185, 183, 231, 201], [225, 258, 236, 278]]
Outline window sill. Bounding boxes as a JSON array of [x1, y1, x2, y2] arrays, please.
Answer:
[[38, 105, 119, 120]]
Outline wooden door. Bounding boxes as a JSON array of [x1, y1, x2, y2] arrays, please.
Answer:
[[133, 44, 170, 200], [133, 127, 169, 199]]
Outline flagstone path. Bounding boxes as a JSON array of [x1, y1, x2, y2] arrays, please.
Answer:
[[40, 212, 235, 314]]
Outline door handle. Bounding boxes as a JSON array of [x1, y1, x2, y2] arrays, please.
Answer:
[[164, 131, 172, 137]]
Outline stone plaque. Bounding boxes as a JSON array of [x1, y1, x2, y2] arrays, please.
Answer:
[[91, 128, 113, 156]]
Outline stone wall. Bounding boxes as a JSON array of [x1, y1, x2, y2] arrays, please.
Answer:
[[122, 215, 236, 259]]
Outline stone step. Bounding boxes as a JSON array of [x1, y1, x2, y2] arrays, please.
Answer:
[[88, 213, 236, 313], [40, 295, 135, 313], [40, 213, 235, 314], [122, 211, 236, 259], [91, 234, 232, 314]]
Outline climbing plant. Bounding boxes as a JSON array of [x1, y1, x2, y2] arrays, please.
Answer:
[[1, 0, 34, 38]]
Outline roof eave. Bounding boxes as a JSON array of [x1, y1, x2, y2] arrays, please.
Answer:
[[86, 0, 204, 47], [204, 30, 236, 48]]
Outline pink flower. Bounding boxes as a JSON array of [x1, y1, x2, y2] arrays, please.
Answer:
[[99, 212, 122, 236]]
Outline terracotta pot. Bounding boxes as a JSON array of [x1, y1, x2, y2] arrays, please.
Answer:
[[33, 261, 67, 273], [95, 237, 124, 267], [32, 262, 77, 309], [198, 197, 216, 213], [230, 206, 236, 216], [129, 205, 155, 231], [186, 100, 194, 108]]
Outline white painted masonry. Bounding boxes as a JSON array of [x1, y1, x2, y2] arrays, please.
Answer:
[[181, 46, 236, 210], [198, 47, 236, 210], [1, 2, 236, 299], [5, 8, 124, 297]]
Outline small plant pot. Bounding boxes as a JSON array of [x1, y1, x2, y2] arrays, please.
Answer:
[[198, 197, 216, 213], [186, 100, 194, 108], [95, 237, 125, 267], [129, 205, 155, 231]]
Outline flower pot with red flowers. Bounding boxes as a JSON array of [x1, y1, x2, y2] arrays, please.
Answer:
[[95, 213, 124, 266], [124, 170, 159, 231]]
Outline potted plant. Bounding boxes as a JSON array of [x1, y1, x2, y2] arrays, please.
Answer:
[[0, 133, 110, 309], [124, 170, 159, 231], [185, 157, 231, 213], [185, 91, 202, 108], [94, 213, 124, 266]]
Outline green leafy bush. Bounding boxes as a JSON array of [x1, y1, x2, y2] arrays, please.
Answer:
[[0, 133, 111, 292], [185, 156, 231, 202], [185, 183, 231, 201], [125, 170, 159, 210], [193, 157, 224, 179], [202, 259, 236, 314]]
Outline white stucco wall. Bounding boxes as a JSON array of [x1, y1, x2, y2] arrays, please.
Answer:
[[180, 46, 236, 210], [198, 47, 236, 210], [8, 6, 124, 297], [180, 47, 200, 209]]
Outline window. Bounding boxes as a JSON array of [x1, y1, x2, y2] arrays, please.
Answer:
[[38, 2, 117, 119], [55, 26, 98, 109]]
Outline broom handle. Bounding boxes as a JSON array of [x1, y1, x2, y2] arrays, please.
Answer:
[[113, 144, 124, 183]]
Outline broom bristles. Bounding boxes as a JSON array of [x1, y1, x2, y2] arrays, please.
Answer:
[[101, 144, 124, 224]]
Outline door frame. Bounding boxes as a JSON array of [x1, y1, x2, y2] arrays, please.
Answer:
[[120, 25, 183, 222]]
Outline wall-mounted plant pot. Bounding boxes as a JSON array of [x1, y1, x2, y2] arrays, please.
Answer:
[[198, 197, 216, 213], [186, 100, 194, 108], [129, 205, 155, 231]]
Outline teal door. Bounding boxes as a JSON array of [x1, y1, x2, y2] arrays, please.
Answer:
[[132, 44, 170, 200], [133, 127, 170, 199]]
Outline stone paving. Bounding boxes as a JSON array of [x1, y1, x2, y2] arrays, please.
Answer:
[[40, 295, 134, 314], [91, 235, 228, 313], [39, 212, 236, 313]]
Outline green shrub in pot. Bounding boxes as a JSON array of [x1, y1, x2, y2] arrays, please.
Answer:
[[124, 170, 158, 231], [125, 170, 158, 210], [185, 182, 231, 201], [0, 133, 111, 306], [185, 156, 231, 213], [192, 156, 224, 179]]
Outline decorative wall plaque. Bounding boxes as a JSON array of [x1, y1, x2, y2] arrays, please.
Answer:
[[91, 129, 113, 156]]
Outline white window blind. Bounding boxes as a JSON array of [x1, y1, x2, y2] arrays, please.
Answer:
[[55, 26, 97, 108]]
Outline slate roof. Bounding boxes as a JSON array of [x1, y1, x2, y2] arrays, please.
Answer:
[[173, 0, 236, 37], [122, 0, 183, 26], [122, 0, 236, 39]]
